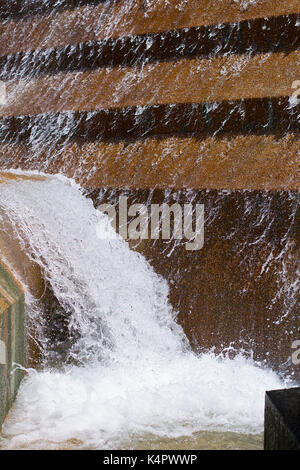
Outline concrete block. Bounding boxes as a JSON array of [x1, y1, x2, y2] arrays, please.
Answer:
[[265, 388, 300, 450]]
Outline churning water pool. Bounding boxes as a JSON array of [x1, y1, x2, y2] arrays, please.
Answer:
[[0, 173, 292, 450]]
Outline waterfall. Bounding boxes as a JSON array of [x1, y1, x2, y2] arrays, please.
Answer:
[[0, 172, 291, 449]]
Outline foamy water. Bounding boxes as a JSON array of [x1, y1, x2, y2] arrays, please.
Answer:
[[0, 173, 290, 449]]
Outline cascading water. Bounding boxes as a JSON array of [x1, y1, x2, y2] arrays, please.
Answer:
[[0, 171, 292, 450]]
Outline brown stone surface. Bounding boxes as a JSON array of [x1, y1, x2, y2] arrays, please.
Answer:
[[1, 51, 299, 117], [0, 0, 299, 55], [0, 135, 298, 190]]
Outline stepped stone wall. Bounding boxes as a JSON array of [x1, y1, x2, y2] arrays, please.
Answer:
[[0, 1, 299, 374]]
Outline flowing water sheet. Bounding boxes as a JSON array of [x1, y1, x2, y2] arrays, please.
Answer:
[[0, 172, 292, 449]]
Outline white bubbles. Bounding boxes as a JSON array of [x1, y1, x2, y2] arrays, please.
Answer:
[[2, 352, 285, 449], [0, 172, 290, 449]]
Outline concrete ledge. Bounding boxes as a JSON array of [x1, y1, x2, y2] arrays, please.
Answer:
[[0, 261, 24, 429], [264, 388, 300, 450]]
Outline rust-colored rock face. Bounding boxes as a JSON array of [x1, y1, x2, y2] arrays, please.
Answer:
[[0, 136, 298, 191], [0, 1, 299, 374]]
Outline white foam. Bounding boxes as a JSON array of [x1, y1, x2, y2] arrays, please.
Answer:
[[0, 174, 290, 449]]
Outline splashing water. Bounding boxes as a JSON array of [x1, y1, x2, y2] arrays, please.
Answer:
[[0, 172, 290, 449]]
